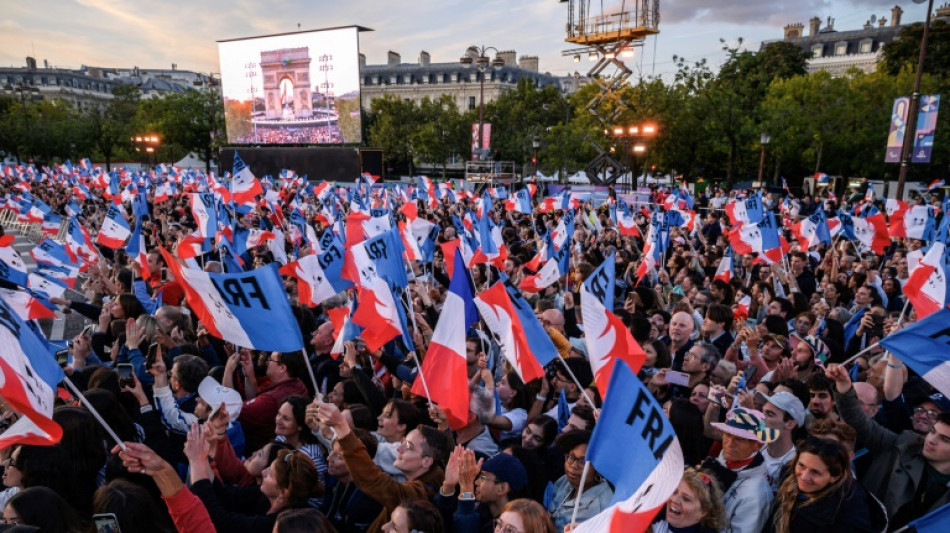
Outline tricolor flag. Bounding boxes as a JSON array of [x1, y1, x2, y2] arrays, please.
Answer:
[[581, 253, 646, 397], [411, 250, 479, 430], [231, 152, 263, 204], [191, 193, 217, 240], [790, 208, 832, 249], [573, 360, 683, 533], [880, 308, 950, 399], [0, 298, 65, 448], [0, 289, 56, 321], [927, 178, 945, 192], [0, 235, 29, 287], [160, 248, 304, 352], [127, 221, 150, 279], [519, 257, 561, 293], [95, 204, 131, 249], [279, 242, 351, 308], [852, 208, 891, 254], [724, 193, 764, 226], [713, 246, 734, 284], [474, 282, 546, 383], [616, 198, 640, 237], [728, 212, 783, 263], [814, 172, 830, 185], [903, 241, 950, 318], [350, 276, 404, 352], [41, 213, 61, 237]]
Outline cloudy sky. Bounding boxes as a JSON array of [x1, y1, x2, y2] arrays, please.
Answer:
[[1, 1, 929, 82]]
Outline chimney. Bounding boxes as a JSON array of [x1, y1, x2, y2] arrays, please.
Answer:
[[784, 23, 804, 40], [826, 17, 835, 31], [891, 5, 903, 27], [359, 53, 366, 68], [171, 63, 177, 70], [387, 51, 401, 66], [497, 50, 517, 67], [879, 17, 888, 27], [518, 55, 539, 73], [419, 50, 430, 66], [25, 57, 36, 70], [809, 16, 821, 36]]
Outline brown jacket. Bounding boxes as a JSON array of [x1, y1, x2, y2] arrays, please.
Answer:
[[339, 430, 445, 532]]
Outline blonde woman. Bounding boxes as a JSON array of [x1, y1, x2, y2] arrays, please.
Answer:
[[651, 468, 727, 533]]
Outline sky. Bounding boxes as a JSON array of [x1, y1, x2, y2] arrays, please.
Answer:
[[0, 1, 931, 84]]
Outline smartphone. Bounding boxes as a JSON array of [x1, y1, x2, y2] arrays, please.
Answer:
[[146, 343, 160, 369], [707, 389, 733, 407], [744, 364, 759, 384], [93, 513, 122, 533], [55, 349, 70, 367], [116, 363, 135, 388], [666, 370, 691, 387], [744, 318, 757, 329]]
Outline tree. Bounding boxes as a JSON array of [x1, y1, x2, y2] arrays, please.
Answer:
[[138, 89, 224, 171], [410, 95, 468, 179], [366, 95, 418, 176], [880, 19, 950, 79], [87, 84, 140, 170]]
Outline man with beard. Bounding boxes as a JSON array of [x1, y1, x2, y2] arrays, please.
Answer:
[[807, 373, 839, 422]]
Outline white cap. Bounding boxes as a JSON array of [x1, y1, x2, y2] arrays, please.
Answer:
[[197, 376, 243, 423]]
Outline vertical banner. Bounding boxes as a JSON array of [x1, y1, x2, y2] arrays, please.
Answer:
[[470, 123, 492, 160], [912, 94, 941, 163], [885, 96, 910, 163]]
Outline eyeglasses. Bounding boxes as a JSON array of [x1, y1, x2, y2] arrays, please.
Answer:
[[494, 518, 523, 533], [914, 407, 940, 418], [564, 453, 586, 465], [268, 356, 283, 365], [400, 438, 428, 457], [477, 472, 498, 483]]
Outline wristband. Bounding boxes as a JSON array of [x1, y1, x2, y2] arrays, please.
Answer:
[[886, 363, 903, 369], [535, 394, 547, 402]]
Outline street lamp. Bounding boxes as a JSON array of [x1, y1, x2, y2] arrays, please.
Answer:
[[460, 46, 505, 161], [758, 132, 771, 187], [132, 134, 161, 168], [896, 0, 936, 200], [532, 135, 541, 176]]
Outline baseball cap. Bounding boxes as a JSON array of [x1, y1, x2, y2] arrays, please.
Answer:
[[480, 453, 528, 492], [755, 390, 806, 427], [920, 392, 950, 413], [198, 376, 243, 422], [711, 407, 779, 444]]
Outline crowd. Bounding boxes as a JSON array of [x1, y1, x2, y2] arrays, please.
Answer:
[[0, 165, 947, 533]]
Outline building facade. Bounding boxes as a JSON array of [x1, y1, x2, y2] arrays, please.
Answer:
[[359, 47, 575, 111], [0, 57, 214, 111], [767, 4, 950, 76]]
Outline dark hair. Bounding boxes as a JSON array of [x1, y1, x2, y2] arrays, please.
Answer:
[[274, 507, 336, 533], [806, 373, 835, 396], [669, 399, 709, 470], [503, 371, 533, 412], [265, 441, 295, 465], [773, 437, 852, 532], [568, 404, 596, 432], [171, 354, 210, 393], [93, 479, 175, 533], [83, 389, 138, 443], [340, 379, 365, 407], [417, 425, 452, 469], [116, 293, 146, 320], [7, 486, 84, 533], [777, 379, 811, 416], [555, 429, 592, 454], [762, 315, 790, 337], [557, 358, 594, 390], [277, 351, 308, 383], [526, 414, 559, 449], [273, 450, 324, 508], [51, 406, 107, 514], [351, 428, 379, 459], [282, 396, 320, 445], [398, 499, 444, 533], [706, 304, 733, 329], [772, 297, 793, 318], [346, 404, 378, 433], [647, 339, 672, 369]]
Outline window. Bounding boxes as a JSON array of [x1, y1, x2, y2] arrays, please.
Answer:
[[469, 96, 476, 110], [811, 44, 824, 58], [450, 73, 458, 82], [469, 72, 477, 82], [389, 76, 396, 84], [404, 74, 412, 84], [835, 42, 847, 56], [859, 39, 872, 54]]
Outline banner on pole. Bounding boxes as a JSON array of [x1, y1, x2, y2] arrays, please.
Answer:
[[885, 96, 910, 163], [912, 94, 941, 164]]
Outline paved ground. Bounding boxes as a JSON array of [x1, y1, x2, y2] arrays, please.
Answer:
[[12, 230, 92, 341]]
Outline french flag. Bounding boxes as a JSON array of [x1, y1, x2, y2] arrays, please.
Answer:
[[126, 221, 150, 280], [713, 246, 734, 284], [474, 282, 547, 383], [507, 188, 533, 214], [0, 298, 65, 448], [519, 258, 561, 293], [616, 199, 640, 237], [159, 247, 304, 352], [581, 253, 646, 397], [724, 193, 764, 226], [175, 232, 205, 260], [890, 204, 935, 241], [40, 214, 61, 237], [351, 276, 403, 352], [815, 172, 830, 185], [0, 235, 29, 287], [903, 241, 950, 318], [927, 178, 945, 192], [635, 222, 663, 281], [27, 271, 68, 300], [95, 204, 131, 249], [573, 360, 683, 533], [727, 213, 783, 263], [245, 228, 276, 249], [852, 209, 891, 254], [411, 250, 479, 430], [398, 221, 424, 262], [0, 289, 56, 321], [191, 193, 217, 240], [790, 209, 832, 249], [880, 308, 950, 399], [280, 253, 344, 308]]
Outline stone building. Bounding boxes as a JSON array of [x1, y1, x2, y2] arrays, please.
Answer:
[[764, 5, 950, 76], [359, 47, 569, 111]]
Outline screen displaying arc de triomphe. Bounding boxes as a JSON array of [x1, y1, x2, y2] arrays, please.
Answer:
[[260, 47, 313, 120]]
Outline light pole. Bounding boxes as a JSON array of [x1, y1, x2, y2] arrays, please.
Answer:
[[460, 46, 504, 160], [758, 132, 771, 187], [532, 135, 541, 177], [610, 123, 657, 190], [896, 0, 935, 200]]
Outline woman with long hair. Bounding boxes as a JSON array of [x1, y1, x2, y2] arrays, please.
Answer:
[[274, 396, 327, 502], [497, 498, 555, 533], [4, 486, 84, 533], [765, 437, 882, 533]]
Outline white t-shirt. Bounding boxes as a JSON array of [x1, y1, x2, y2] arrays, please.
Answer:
[[500, 407, 528, 441], [763, 444, 796, 493]]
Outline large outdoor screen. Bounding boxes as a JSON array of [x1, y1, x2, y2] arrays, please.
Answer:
[[218, 27, 362, 145]]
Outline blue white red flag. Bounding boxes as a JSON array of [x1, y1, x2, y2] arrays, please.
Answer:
[[411, 250, 479, 429], [126, 221, 150, 279], [581, 253, 646, 396], [279, 242, 351, 308], [880, 308, 950, 398], [0, 298, 64, 448], [852, 208, 890, 254], [509, 188, 533, 214], [351, 276, 404, 352], [160, 248, 303, 352], [790, 208, 832, 248], [724, 192, 764, 226], [474, 282, 546, 383], [815, 172, 830, 185], [574, 360, 683, 533], [927, 178, 946, 192], [191, 193, 217, 240], [0, 235, 29, 287], [713, 246, 734, 284], [95, 203, 131, 249], [903, 241, 950, 318], [231, 152, 263, 204], [728, 212, 782, 263]]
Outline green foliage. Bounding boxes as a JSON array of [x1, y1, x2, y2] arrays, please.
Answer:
[[880, 20, 950, 79]]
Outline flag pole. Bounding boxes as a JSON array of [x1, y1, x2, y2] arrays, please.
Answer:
[[300, 348, 320, 398], [62, 376, 126, 451], [840, 299, 912, 367], [555, 353, 597, 409], [569, 460, 592, 527], [407, 349, 434, 409]]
